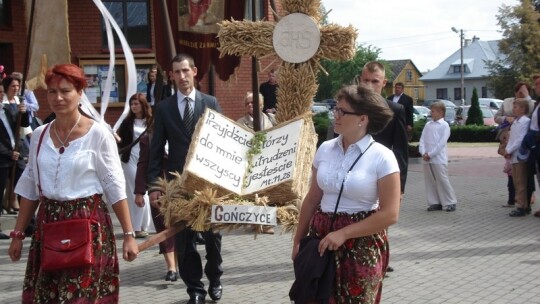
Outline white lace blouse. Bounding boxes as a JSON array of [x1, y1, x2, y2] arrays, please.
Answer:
[[15, 121, 127, 204]]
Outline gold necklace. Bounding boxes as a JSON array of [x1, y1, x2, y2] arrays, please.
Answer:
[[53, 114, 81, 154]]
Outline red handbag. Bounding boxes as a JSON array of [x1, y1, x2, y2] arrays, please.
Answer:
[[35, 124, 96, 271], [40, 218, 94, 271]]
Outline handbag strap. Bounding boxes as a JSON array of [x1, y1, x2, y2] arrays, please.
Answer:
[[36, 123, 50, 197], [118, 128, 147, 155], [330, 141, 374, 231], [35, 123, 98, 219]]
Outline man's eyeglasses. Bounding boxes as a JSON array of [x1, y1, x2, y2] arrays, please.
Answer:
[[332, 108, 362, 117]]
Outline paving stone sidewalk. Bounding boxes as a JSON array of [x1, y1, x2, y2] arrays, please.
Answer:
[[1, 145, 540, 303]]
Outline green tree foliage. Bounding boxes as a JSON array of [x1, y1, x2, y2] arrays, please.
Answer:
[[485, 60, 520, 98], [466, 87, 484, 125], [316, 45, 381, 101], [487, 0, 540, 98]]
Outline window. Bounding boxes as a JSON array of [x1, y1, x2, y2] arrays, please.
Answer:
[[454, 88, 461, 101], [0, 43, 14, 74], [245, 0, 265, 20], [436, 88, 448, 99], [453, 65, 461, 73], [481, 86, 487, 98], [79, 56, 155, 105], [102, 1, 151, 49], [0, 0, 11, 28], [406, 70, 413, 82]]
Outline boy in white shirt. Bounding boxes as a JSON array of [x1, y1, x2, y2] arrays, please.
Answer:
[[419, 101, 458, 212], [504, 98, 531, 217]]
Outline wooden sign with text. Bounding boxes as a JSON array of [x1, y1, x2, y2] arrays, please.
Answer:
[[182, 109, 307, 201], [210, 205, 277, 226]]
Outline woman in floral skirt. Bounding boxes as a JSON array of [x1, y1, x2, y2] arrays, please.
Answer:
[[292, 85, 401, 304], [8, 63, 138, 303]]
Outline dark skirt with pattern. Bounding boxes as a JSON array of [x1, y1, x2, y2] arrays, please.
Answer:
[[22, 194, 120, 304], [309, 209, 389, 304]]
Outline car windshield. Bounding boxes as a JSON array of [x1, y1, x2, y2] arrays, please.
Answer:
[[445, 107, 455, 120], [312, 105, 328, 113], [416, 107, 429, 115]]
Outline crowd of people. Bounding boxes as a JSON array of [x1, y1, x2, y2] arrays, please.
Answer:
[[1, 53, 539, 304]]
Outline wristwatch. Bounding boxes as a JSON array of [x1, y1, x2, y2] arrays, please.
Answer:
[[123, 231, 136, 238], [10, 230, 26, 240]]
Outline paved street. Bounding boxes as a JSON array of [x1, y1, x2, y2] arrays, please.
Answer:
[[2, 145, 540, 303]]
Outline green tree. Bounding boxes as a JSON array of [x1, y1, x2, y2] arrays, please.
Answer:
[[466, 87, 484, 125], [487, 0, 540, 98], [316, 44, 381, 101]]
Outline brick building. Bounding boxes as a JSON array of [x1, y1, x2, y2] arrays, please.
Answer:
[[0, 0, 282, 125]]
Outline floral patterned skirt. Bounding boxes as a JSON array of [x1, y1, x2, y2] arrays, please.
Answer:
[[22, 194, 119, 304], [309, 209, 389, 304]]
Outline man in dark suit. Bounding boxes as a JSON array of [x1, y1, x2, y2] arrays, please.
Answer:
[[0, 101, 29, 238], [359, 62, 408, 194], [259, 69, 278, 114], [388, 82, 414, 134], [359, 62, 408, 274], [148, 53, 223, 304]]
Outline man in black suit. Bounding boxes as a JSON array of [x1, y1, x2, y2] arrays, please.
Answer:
[[388, 82, 414, 134], [0, 101, 29, 238], [359, 62, 408, 274], [259, 69, 278, 114], [148, 53, 223, 304], [359, 62, 408, 194], [146, 67, 158, 107]]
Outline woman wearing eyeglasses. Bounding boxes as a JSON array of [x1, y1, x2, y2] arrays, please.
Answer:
[[292, 84, 401, 304]]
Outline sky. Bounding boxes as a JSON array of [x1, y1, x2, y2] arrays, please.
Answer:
[[320, 0, 519, 72]]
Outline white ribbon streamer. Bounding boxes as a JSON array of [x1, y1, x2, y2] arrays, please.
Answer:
[[92, 0, 137, 131]]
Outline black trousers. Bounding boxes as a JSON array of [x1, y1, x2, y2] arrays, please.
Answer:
[[176, 228, 223, 298], [0, 165, 23, 211], [526, 154, 539, 205], [507, 175, 516, 204]]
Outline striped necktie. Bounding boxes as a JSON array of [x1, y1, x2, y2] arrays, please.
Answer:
[[183, 97, 194, 135]]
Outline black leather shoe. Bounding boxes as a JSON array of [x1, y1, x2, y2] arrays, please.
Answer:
[[165, 270, 177, 282], [187, 295, 205, 304], [0, 231, 9, 240], [208, 282, 223, 301]]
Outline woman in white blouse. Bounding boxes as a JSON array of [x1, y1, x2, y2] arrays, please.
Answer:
[[292, 84, 401, 304], [115, 93, 154, 238], [8, 63, 138, 303]]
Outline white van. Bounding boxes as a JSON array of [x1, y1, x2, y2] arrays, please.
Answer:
[[478, 98, 504, 110]]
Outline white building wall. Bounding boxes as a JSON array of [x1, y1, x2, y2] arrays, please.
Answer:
[[423, 79, 494, 105]]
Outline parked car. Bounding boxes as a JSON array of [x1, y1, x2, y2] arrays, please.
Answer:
[[478, 98, 504, 110], [413, 106, 431, 121], [320, 98, 336, 109], [312, 103, 334, 120], [455, 105, 497, 126], [444, 106, 457, 126], [423, 99, 458, 109], [423, 100, 457, 126]]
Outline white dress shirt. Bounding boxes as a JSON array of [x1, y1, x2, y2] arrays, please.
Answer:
[[506, 115, 530, 163], [419, 118, 451, 165], [392, 94, 402, 103], [176, 90, 197, 119]]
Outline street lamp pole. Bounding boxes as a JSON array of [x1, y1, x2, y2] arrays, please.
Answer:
[[452, 27, 465, 105]]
